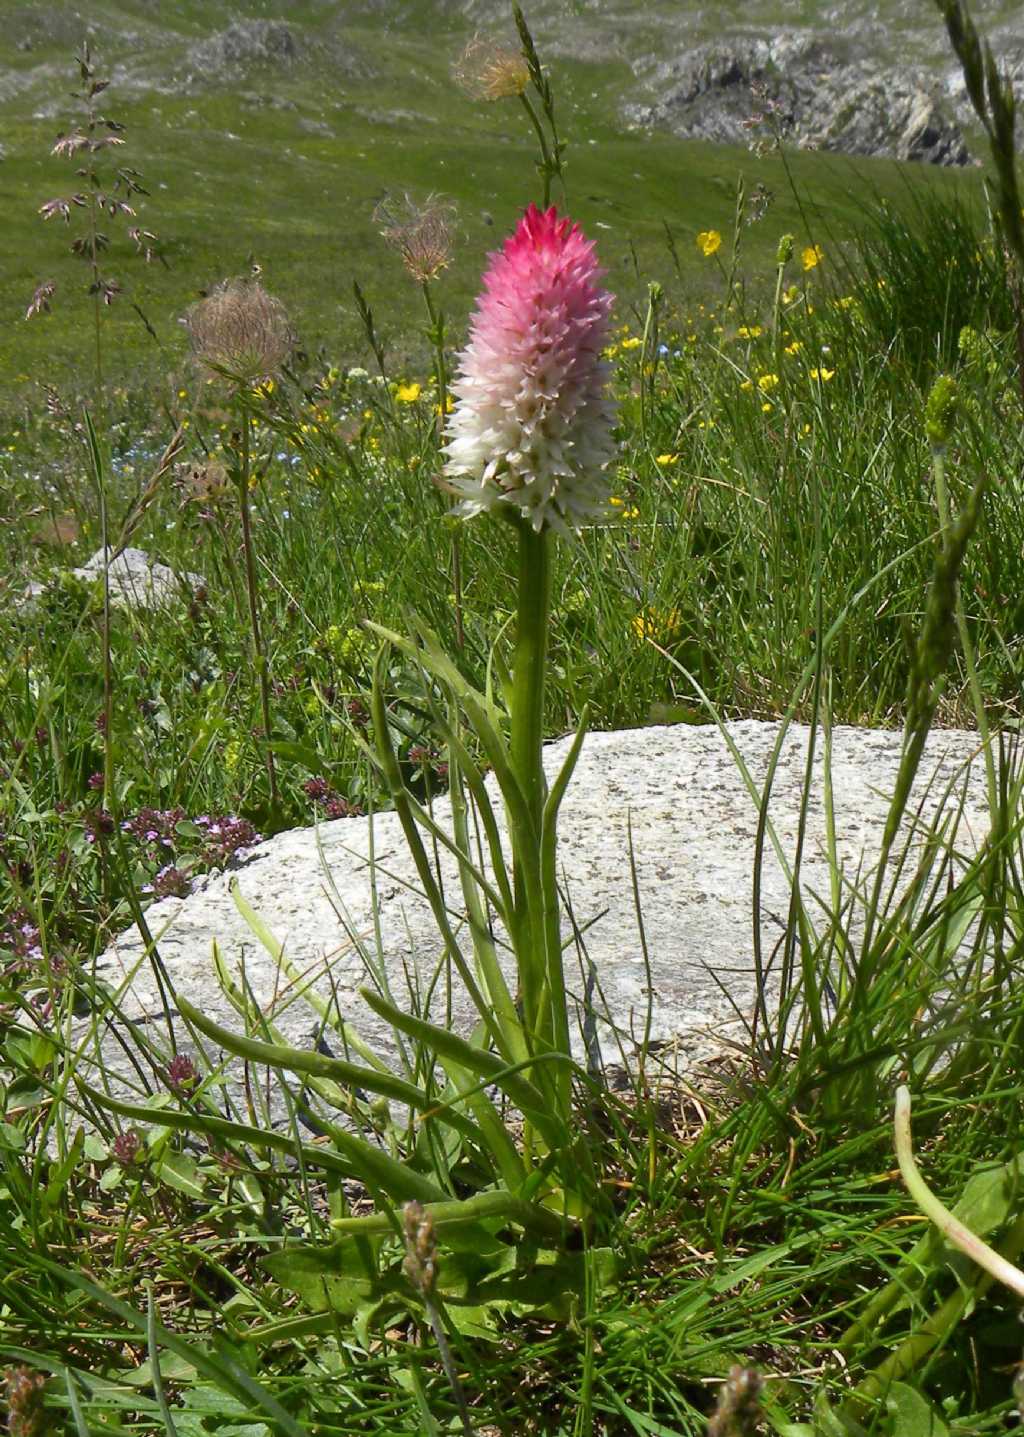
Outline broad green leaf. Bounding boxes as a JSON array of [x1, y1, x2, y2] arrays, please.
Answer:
[[884, 1383, 950, 1437], [156, 1149, 206, 1198], [44, 1126, 84, 1209], [0, 1123, 26, 1152], [262, 1247, 402, 1315]]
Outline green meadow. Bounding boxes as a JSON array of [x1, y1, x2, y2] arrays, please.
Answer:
[[3, 3, 1024, 1434]]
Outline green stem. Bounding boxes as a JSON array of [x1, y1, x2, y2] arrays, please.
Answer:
[[519, 91, 555, 208], [421, 280, 448, 438], [511, 521, 550, 844], [509, 520, 555, 1065], [894, 1085, 1024, 1298], [237, 407, 278, 811], [422, 281, 464, 651], [932, 447, 997, 819]]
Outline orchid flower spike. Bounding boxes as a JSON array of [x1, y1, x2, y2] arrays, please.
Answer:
[[443, 203, 617, 536]]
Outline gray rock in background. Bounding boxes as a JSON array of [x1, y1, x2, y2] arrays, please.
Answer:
[[85, 721, 994, 1123], [72, 547, 204, 610], [14, 547, 204, 617], [626, 37, 972, 165]]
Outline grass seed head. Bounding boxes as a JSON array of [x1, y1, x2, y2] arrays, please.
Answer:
[[402, 1200, 437, 1295], [3, 1366, 48, 1437], [925, 373, 960, 450], [706, 1365, 764, 1436], [453, 35, 530, 101], [185, 277, 293, 384]]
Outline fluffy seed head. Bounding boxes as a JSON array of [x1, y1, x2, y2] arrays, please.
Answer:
[[443, 204, 616, 535], [453, 35, 530, 100], [374, 193, 455, 284], [185, 277, 293, 384]]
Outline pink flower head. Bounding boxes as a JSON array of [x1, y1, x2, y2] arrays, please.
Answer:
[[443, 204, 616, 534]]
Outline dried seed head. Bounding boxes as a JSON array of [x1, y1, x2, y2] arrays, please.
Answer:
[[453, 35, 530, 101], [402, 1200, 437, 1295], [374, 193, 455, 284], [3, 1365, 47, 1437], [707, 1366, 764, 1437], [179, 458, 231, 511], [184, 277, 293, 385], [25, 282, 56, 320]]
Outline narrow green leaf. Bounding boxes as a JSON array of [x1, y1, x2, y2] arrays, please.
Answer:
[[358, 986, 566, 1149], [175, 993, 483, 1144], [30, 1251, 308, 1437], [228, 886, 386, 1072], [147, 1285, 181, 1437], [89, 1089, 448, 1203], [64, 1370, 91, 1437]]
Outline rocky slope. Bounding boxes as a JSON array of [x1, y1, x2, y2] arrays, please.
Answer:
[[625, 36, 973, 166], [5, 2, 1024, 165]]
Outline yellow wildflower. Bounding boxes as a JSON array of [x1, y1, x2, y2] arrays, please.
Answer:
[[809, 367, 835, 382], [396, 382, 421, 402], [782, 284, 799, 305], [697, 230, 722, 257], [784, 340, 803, 356], [737, 325, 763, 339], [802, 244, 824, 271], [655, 453, 678, 466], [632, 606, 683, 643], [757, 373, 779, 392], [621, 336, 642, 350]]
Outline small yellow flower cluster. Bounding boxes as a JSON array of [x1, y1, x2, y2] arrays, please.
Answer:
[[396, 381, 422, 403], [631, 606, 683, 643], [802, 244, 824, 271], [697, 230, 722, 257], [809, 367, 835, 382], [737, 325, 762, 339], [324, 623, 371, 666]]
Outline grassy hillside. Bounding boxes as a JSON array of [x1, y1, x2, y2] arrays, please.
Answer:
[[6, 4, 1024, 1434], [0, 0, 995, 396]]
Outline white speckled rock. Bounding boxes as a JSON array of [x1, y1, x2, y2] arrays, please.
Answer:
[[15, 548, 203, 617], [87, 721, 993, 1122], [73, 547, 204, 609]]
